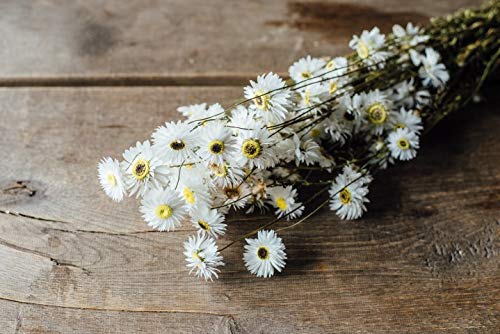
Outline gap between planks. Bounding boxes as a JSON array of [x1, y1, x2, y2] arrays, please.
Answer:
[[0, 73, 287, 88]]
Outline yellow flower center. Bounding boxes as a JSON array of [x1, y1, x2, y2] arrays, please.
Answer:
[[326, 59, 336, 70], [276, 197, 287, 211], [131, 159, 150, 180], [301, 71, 312, 79], [310, 128, 321, 138], [208, 140, 225, 155], [170, 140, 186, 151], [329, 82, 338, 95], [367, 103, 387, 125], [394, 123, 406, 130], [192, 250, 205, 262], [197, 220, 210, 231], [210, 163, 228, 177], [154, 204, 173, 220], [254, 91, 269, 110], [339, 188, 352, 205], [257, 246, 270, 260], [184, 163, 194, 170], [107, 173, 117, 186], [357, 41, 369, 59], [242, 139, 262, 159], [183, 187, 196, 204], [397, 138, 410, 150], [303, 89, 311, 105]]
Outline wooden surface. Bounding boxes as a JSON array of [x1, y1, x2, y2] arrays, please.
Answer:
[[0, 1, 498, 333]]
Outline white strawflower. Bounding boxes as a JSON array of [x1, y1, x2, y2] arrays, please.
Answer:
[[349, 27, 390, 68], [98, 157, 126, 202], [178, 178, 212, 212], [267, 186, 304, 220], [387, 127, 420, 161], [228, 105, 259, 134], [392, 23, 429, 47], [207, 161, 245, 188], [416, 48, 449, 88], [191, 206, 227, 238], [236, 128, 279, 169], [291, 134, 322, 166], [152, 121, 199, 165], [295, 83, 327, 111], [361, 89, 395, 135], [393, 108, 423, 134], [184, 232, 224, 281], [139, 188, 187, 231], [289, 55, 326, 83], [198, 122, 237, 165], [243, 230, 286, 278], [321, 56, 349, 77], [329, 165, 371, 220], [122, 141, 170, 198], [244, 72, 291, 125], [213, 182, 252, 213], [177, 103, 207, 120]]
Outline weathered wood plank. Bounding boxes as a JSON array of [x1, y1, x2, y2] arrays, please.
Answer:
[[0, 87, 498, 333], [0, 0, 482, 83]]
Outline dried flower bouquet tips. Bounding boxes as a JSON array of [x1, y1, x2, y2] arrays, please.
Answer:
[[98, 1, 500, 280]]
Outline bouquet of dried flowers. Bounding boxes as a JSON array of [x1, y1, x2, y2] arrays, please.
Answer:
[[98, 1, 500, 280]]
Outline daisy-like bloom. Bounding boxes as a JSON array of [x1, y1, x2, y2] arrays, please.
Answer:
[[392, 23, 429, 48], [413, 48, 449, 88], [393, 108, 423, 134], [208, 161, 245, 188], [213, 182, 252, 213], [321, 56, 349, 77], [152, 120, 199, 165], [243, 230, 287, 278], [361, 89, 395, 135], [228, 105, 259, 134], [177, 103, 207, 120], [190, 206, 226, 238], [184, 232, 224, 281], [387, 127, 420, 161], [236, 128, 279, 169], [178, 178, 211, 212], [329, 165, 371, 220], [244, 72, 291, 125], [349, 27, 391, 68], [289, 55, 326, 83], [197, 122, 237, 165], [139, 188, 187, 231], [266, 186, 304, 220], [98, 157, 126, 202], [122, 141, 170, 198], [295, 83, 327, 111], [291, 134, 322, 166]]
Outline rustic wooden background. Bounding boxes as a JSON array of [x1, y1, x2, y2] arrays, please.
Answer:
[[0, 0, 498, 333]]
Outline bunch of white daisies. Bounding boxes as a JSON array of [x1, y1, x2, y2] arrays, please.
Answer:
[[98, 22, 450, 280]]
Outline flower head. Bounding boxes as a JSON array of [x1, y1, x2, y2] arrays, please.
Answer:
[[139, 188, 187, 231], [184, 232, 224, 280], [152, 121, 199, 165], [98, 157, 126, 201], [387, 127, 420, 160], [191, 206, 227, 238], [267, 186, 303, 220], [243, 230, 287, 278]]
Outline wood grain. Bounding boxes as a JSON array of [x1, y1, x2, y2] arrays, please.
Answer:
[[0, 0, 483, 85], [0, 87, 498, 333]]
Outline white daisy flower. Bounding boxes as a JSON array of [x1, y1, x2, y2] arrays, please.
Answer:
[[213, 182, 252, 213], [184, 232, 224, 281], [191, 206, 226, 238], [321, 56, 349, 77], [236, 128, 279, 169], [244, 72, 291, 125], [349, 27, 391, 68], [387, 127, 420, 161], [243, 230, 287, 278], [152, 121, 199, 165], [208, 161, 245, 188], [329, 165, 371, 220], [178, 178, 212, 212], [416, 48, 449, 88], [289, 55, 326, 83], [291, 133, 322, 166], [295, 83, 328, 111], [122, 141, 170, 198], [197, 122, 237, 166], [139, 188, 187, 231], [393, 108, 423, 134], [361, 89, 395, 135], [98, 157, 126, 202], [177, 103, 207, 120], [267, 186, 304, 220], [228, 105, 259, 134], [392, 23, 429, 48]]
